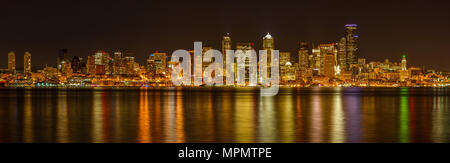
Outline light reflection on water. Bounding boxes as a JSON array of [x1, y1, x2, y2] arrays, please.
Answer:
[[0, 87, 449, 143]]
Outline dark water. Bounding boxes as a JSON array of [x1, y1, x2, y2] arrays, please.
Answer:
[[0, 87, 449, 143]]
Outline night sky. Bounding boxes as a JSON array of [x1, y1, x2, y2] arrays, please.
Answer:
[[1, 0, 450, 71]]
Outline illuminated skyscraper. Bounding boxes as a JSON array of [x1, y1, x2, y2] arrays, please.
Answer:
[[8, 51, 16, 74], [86, 56, 96, 75], [93, 50, 111, 75], [94, 50, 108, 65], [311, 48, 321, 76], [113, 51, 125, 75], [222, 33, 231, 63], [124, 56, 135, 76], [318, 43, 336, 76], [280, 52, 292, 83], [24, 51, 32, 74], [280, 52, 291, 66], [147, 52, 167, 76], [345, 24, 358, 70], [202, 46, 213, 73], [298, 42, 309, 78], [298, 42, 309, 66], [324, 53, 336, 79], [236, 42, 255, 85], [263, 33, 274, 54], [402, 55, 407, 71], [263, 33, 274, 79], [337, 37, 346, 72]]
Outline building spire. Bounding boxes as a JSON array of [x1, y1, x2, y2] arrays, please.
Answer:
[[264, 33, 272, 39]]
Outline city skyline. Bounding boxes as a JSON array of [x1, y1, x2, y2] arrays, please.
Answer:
[[1, 1, 450, 71], [1, 24, 449, 88], [1, 28, 446, 73], [2, 29, 448, 72], [2, 0, 450, 151]]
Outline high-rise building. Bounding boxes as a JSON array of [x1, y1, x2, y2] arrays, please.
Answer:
[[263, 33, 274, 56], [113, 51, 125, 75], [263, 33, 274, 79], [236, 42, 255, 85], [94, 50, 108, 65], [124, 56, 135, 76], [222, 33, 232, 79], [323, 53, 336, 79], [345, 24, 358, 70], [61, 61, 73, 77], [86, 56, 96, 75], [222, 33, 231, 64], [280, 52, 291, 66], [57, 49, 69, 71], [280, 52, 291, 83], [202, 46, 213, 74], [8, 51, 16, 74], [311, 48, 321, 76], [337, 37, 346, 72], [402, 55, 407, 71], [24, 51, 32, 74], [147, 52, 167, 76], [318, 43, 336, 76], [93, 50, 111, 75], [298, 42, 309, 78]]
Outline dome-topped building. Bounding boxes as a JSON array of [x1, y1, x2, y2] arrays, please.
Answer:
[[263, 33, 274, 50]]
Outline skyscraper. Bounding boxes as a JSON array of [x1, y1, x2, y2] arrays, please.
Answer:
[[147, 52, 167, 76], [345, 24, 358, 70], [8, 51, 16, 74], [402, 55, 407, 71], [236, 42, 255, 85], [222, 33, 231, 61], [124, 56, 135, 76], [263, 33, 274, 53], [280, 52, 291, 83], [400, 55, 409, 81], [202, 46, 213, 74], [318, 43, 336, 76], [280, 52, 291, 66], [93, 50, 111, 75], [263, 33, 274, 79], [222, 33, 232, 78], [337, 37, 346, 72], [298, 42, 309, 78], [311, 48, 321, 76], [24, 51, 32, 74], [113, 51, 124, 75], [87, 56, 96, 75], [323, 53, 336, 79]]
